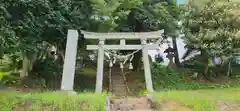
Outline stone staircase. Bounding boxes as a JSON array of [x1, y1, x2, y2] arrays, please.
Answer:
[[110, 97, 153, 111], [111, 67, 129, 96], [109, 67, 154, 111]]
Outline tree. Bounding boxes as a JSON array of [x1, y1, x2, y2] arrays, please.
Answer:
[[89, 0, 143, 32], [1, 0, 93, 77], [182, 0, 240, 77], [115, 0, 182, 70]]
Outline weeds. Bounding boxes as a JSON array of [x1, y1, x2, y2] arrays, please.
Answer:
[[0, 91, 108, 111]]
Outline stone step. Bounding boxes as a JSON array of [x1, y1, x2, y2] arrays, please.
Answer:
[[111, 78, 124, 80], [112, 88, 126, 91], [112, 86, 127, 90], [112, 83, 125, 86], [113, 93, 128, 97], [112, 82, 125, 85], [112, 81, 124, 83], [112, 78, 124, 80], [110, 70, 128, 96], [112, 77, 124, 80], [112, 90, 127, 94], [112, 75, 123, 78], [112, 86, 126, 89]]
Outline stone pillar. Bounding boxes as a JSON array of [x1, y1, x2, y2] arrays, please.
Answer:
[[61, 30, 79, 91], [95, 38, 105, 93], [141, 38, 154, 92]]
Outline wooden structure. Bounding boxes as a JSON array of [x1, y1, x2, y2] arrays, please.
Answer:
[[60, 29, 164, 93]]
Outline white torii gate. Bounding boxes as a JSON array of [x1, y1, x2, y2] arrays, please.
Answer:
[[60, 29, 164, 93]]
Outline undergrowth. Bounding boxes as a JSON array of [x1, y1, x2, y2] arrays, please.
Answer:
[[149, 63, 239, 91]]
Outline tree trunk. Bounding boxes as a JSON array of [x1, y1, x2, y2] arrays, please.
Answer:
[[204, 58, 209, 78], [168, 57, 177, 68], [20, 55, 29, 78], [227, 59, 232, 77], [29, 52, 37, 71], [172, 37, 181, 67], [59, 50, 65, 65], [132, 52, 142, 72]]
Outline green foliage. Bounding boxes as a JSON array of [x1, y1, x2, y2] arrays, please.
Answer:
[[116, 0, 181, 33], [0, 92, 108, 111], [0, 15, 17, 57], [0, 72, 20, 86], [0, 56, 19, 85], [78, 68, 97, 77], [0, 72, 4, 81], [30, 58, 62, 89], [183, 0, 240, 57], [151, 63, 237, 90], [90, 0, 143, 32], [1, 0, 95, 88], [151, 63, 186, 90], [181, 0, 240, 76], [1, 0, 92, 53]]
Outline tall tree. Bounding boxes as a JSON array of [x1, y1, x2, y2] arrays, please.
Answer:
[[182, 0, 240, 77], [90, 0, 143, 32], [116, 0, 182, 70], [1, 0, 93, 77]]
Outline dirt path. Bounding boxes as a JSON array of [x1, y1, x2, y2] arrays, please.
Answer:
[[110, 97, 153, 111], [157, 99, 240, 111], [216, 101, 240, 111], [158, 99, 192, 111]]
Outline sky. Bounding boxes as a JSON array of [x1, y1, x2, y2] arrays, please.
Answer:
[[176, 0, 185, 4]]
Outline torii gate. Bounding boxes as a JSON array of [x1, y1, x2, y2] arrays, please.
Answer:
[[60, 29, 164, 93]]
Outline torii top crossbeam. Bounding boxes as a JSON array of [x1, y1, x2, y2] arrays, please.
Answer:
[[81, 30, 164, 39]]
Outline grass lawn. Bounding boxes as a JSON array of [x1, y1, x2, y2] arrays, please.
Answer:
[[153, 88, 240, 111], [0, 91, 108, 111]]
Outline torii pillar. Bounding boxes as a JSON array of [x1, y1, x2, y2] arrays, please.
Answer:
[[95, 38, 105, 93], [141, 38, 154, 92]]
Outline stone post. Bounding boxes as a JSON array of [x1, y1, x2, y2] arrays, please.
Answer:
[[61, 30, 79, 91]]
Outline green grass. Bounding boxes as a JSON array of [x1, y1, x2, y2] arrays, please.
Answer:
[[153, 88, 240, 111], [78, 68, 97, 77], [0, 91, 108, 111]]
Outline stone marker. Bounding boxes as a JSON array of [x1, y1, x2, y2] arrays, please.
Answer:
[[61, 30, 79, 91]]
